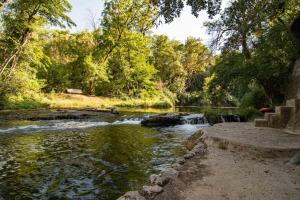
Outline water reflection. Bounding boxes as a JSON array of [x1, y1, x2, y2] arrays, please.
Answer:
[[0, 121, 191, 200]]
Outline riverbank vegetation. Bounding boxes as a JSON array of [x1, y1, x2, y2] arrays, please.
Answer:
[[0, 0, 299, 111]]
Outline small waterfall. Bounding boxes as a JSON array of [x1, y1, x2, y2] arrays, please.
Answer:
[[221, 115, 241, 123], [181, 114, 209, 125]]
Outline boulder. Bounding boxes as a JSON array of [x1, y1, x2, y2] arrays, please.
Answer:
[[141, 113, 207, 127], [160, 168, 179, 180], [117, 191, 146, 200], [111, 108, 120, 114], [150, 174, 169, 186], [140, 185, 163, 199], [141, 113, 185, 127]]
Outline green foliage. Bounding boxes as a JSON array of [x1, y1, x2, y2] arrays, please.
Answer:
[[238, 107, 262, 121], [151, 0, 221, 22], [203, 0, 300, 107], [0, 0, 75, 78], [240, 87, 271, 109], [0, 68, 46, 109], [1, 0, 299, 111], [151, 35, 186, 94]]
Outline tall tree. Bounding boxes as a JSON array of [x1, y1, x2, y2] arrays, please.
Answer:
[[206, 0, 285, 59], [151, 35, 186, 94], [151, 0, 221, 23], [0, 0, 75, 78], [99, 0, 158, 63], [182, 37, 212, 91]]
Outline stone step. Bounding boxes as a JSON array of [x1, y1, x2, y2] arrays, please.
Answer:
[[286, 99, 300, 112], [254, 119, 268, 127], [264, 113, 278, 121], [269, 113, 285, 129], [275, 106, 293, 123]]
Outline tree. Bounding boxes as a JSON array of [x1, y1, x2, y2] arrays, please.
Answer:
[[106, 32, 157, 97], [99, 0, 158, 64], [0, 0, 75, 78], [151, 35, 186, 94], [206, 0, 285, 59], [0, 0, 9, 13], [151, 0, 221, 23], [182, 37, 212, 91]]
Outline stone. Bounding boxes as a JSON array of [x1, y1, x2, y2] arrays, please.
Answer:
[[149, 174, 169, 186], [288, 151, 300, 165], [287, 59, 300, 100], [191, 143, 206, 155], [269, 114, 283, 129], [176, 158, 185, 164], [110, 108, 120, 114], [160, 168, 179, 180], [171, 163, 183, 170], [141, 113, 207, 127], [286, 99, 300, 113], [141, 113, 186, 127], [184, 152, 195, 159], [255, 119, 268, 127], [140, 185, 163, 199], [275, 106, 293, 125], [117, 191, 146, 200]]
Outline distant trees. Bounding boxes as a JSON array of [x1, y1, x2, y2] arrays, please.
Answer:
[[1, 0, 299, 109]]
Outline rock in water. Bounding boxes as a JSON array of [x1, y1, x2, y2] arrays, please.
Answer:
[[141, 112, 207, 127], [110, 108, 120, 114]]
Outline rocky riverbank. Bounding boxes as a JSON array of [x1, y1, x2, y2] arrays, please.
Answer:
[[117, 123, 300, 200], [0, 108, 114, 120]]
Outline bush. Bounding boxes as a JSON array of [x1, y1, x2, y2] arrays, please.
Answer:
[[240, 87, 271, 109], [0, 68, 47, 110], [238, 107, 262, 121]]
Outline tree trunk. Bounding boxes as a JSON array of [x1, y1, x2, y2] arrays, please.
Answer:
[[241, 35, 251, 60], [0, 28, 31, 77], [0, 4, 40, 78]]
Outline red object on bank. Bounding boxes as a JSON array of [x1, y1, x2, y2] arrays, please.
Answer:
[[259, 107, 273, 113]]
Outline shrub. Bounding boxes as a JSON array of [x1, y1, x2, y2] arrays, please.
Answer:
[[238, 107, 262, 121]]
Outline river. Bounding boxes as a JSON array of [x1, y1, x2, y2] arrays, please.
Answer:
[[0, 111, 209, 200]]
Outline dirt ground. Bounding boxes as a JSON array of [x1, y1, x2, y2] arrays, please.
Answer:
[[155, 123, 300, 200]]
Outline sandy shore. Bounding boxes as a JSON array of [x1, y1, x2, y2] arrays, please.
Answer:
[[118, 123, 300, 200], [155, 123, 300, 200]]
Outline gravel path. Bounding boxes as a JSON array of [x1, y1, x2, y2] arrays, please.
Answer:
[[155, 123, 300, 200]]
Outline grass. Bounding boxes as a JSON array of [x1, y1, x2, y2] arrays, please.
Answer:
[[42, 93, 174, 109]]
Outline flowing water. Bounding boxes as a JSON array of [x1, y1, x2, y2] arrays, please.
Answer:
[[0, 112, 209, 200]]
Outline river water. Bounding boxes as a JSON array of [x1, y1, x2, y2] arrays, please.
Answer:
[[0, 111, 209, 200]]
